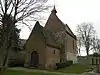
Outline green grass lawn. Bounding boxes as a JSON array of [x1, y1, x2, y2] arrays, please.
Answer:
[[0, 64, 92, 75], [57, 64, 92, 74], [2, 70, 59, 75]]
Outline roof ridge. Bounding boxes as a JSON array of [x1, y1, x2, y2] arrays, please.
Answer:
[[65, 24, 75, 36], [45, 11, 66, 31], [26, 21, 43, 41]]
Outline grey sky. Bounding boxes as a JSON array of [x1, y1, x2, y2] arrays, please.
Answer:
[[20, 0, 100, 56], [20, 0, 100, 39], [55, 0, 100, 35]]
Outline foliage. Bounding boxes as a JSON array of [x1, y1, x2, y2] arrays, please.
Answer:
[[0, 0, 49, 50], [0, 14, 20, 49], [0, 14, 21, 72]]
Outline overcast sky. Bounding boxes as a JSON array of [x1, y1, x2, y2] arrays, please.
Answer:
[[20, 0, 100, 39], [52, 0, 100, 36], [20, 0, 100, 55]]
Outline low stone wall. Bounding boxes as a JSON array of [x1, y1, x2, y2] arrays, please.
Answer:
[[77, 56, 87, 65], [8, 51, 26, 67], [66, 52, 77, 63]]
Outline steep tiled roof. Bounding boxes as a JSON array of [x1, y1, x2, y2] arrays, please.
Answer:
[[27, 21, 42, 40], [65, 24, 74, 36], [45, 7, 66, 32], [27, 21, 60, 49], [45, 6, 76, 40], [42, 28, 60, 48]]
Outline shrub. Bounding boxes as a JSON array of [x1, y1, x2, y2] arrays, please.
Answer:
[[8, 58, 25, 67], [66, 60, 73, 66], [56, 60, 73, 70]]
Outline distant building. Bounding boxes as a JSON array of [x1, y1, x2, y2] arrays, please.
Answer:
[[24, 6, 77, 69], [77, 53, 100, 65]]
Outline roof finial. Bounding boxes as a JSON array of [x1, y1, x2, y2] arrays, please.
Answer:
[[54, 5, 56, 10], [51, 5, 57, 13]]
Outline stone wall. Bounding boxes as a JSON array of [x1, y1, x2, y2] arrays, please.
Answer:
[[66, 52, 77, 63], [45, 46, 60, 69], [8, 50, 26, 66], [77, 56, 87, 65], [77, 55, 100, 65]]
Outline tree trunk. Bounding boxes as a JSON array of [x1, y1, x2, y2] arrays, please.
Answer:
[[86, 49, 89, 56], [78, 48, 81, 56], [0, 36, 11, 74], [86, 48, 89, 64], [0, 49, 10, 73]]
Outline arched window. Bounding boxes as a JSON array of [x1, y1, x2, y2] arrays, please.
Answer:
[[30, 51, 39, 67]]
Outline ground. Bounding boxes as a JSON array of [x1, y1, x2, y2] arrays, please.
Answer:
[[2, 70, 59, 75], [1, 68, 100, 75], [57, 64, 92, 74], [0, 64, 99, 75], [2, 68, 100, 75]]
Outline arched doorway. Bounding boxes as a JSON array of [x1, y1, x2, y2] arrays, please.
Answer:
[[30, 51, 39, 67]]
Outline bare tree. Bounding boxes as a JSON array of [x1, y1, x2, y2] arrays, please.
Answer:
[[77, 37, 82, 56], [0, 0, 49, 71], [92, 37, 100, 53], [0, 0, 49, 29], [76, 22, 95, 56]]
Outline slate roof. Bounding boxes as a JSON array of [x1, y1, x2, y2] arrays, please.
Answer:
[[45, 6, 76, 40], [27, 6, 77, 49], [42, 27, 60, 49], [45, 7, 66, 32], [27, 21, 60, 49]]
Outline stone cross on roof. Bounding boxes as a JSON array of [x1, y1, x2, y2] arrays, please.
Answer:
[[51, 5, 57, 13]]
